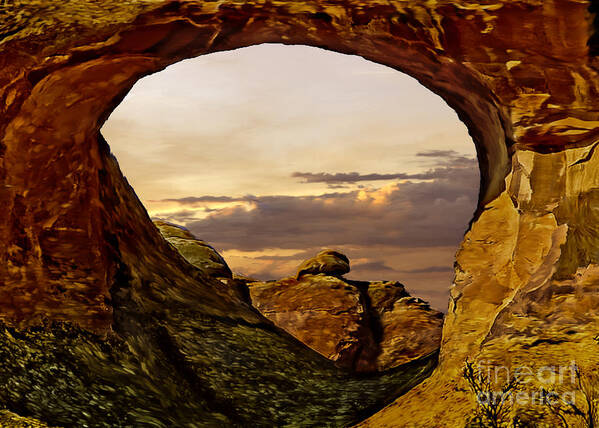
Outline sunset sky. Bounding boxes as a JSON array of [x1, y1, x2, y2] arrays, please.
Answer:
[[101, 44, 479, 311]]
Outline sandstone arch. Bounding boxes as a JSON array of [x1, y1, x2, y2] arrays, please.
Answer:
[[1, 1, 599, 426]]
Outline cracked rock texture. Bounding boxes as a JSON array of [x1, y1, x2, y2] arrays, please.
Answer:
[[247, 252, 443, 373], [250, 274, 381, 372], [368, 283, 444, 372], [2, 1, 599, 426]]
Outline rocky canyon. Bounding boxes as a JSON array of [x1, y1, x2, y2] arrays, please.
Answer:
[[2, 1, 599, 427], [155, 222, 444, 374]]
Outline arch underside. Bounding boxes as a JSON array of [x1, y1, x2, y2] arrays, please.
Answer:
[[1, 1, 599, 426]]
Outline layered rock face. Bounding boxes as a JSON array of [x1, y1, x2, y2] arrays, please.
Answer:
[[248, 252, 443, 372], [2, 1, 599, 427]]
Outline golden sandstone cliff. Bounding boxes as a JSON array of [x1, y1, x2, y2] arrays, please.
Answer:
[[2, 0, 599, 426]]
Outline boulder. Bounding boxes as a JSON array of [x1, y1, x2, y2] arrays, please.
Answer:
[[295, 250, 350, 279], [248, 274, 379, 372], [367, 282, 444, 371], [154, 220, 232, 279], [154, 220, 253, 302]]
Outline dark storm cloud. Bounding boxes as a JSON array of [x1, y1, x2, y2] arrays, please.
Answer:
[[292, 171, 428, 183], [159, 153, 479, 252], [292, 150, 478, 184]]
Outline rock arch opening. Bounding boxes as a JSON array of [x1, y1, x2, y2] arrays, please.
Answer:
[[102, 43, 480, 313], [0, 3, 513, 334]]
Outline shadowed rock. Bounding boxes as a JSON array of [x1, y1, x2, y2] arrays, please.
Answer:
[[367, 282, 444, 371]]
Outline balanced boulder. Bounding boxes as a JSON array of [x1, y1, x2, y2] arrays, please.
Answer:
[[295, 250, 350, 279]]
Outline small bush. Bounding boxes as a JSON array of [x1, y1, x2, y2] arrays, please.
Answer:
[[463, 359, 521, 428], [542, 365, 599, 428]]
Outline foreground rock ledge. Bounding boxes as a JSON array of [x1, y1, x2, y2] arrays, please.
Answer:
[[2, 1, 599, 426]]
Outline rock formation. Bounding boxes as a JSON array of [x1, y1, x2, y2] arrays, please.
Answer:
[[295, 249, 351, 279], [153, 220, 232, 279], [249, 274, 380, 372], [248, 252, 443, 372], [153, 219, 251, 302], [149, 233, 443, 373], [367, 282, 444, 372], [2, 1, 599, 426]]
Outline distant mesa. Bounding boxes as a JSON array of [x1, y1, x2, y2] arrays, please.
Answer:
[[154, 223, 444, 374]]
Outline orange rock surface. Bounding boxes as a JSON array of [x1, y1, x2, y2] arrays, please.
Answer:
[[248, 252, 443, 373]]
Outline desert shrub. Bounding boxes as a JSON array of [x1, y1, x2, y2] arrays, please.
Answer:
[[463, 359, 521, 428], [542, 365, 599, 428]]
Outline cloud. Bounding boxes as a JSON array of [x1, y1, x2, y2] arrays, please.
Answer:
[[416, 149, 463, 158], [291, 150, 478, 184], [157, 154, 479, 252], [252, 251, 314, 261], [292, 171, 425, 183], [152, 209, 204, 224], [152, 151, 478, 311]]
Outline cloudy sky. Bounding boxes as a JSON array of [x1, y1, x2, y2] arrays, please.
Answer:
[[101, 44, 479, 311]]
